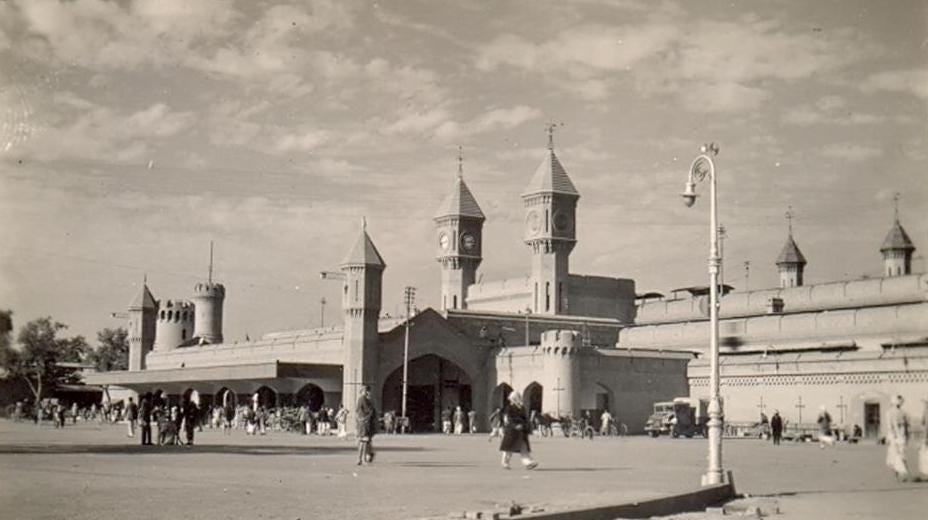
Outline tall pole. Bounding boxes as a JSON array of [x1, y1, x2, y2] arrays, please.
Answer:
[[320, 297, 327, 327], [402, 286, 415, 432], [681, 143, 724, 486]]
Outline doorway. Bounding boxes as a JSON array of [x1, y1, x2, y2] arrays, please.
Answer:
[[864, 402, 881, 439]]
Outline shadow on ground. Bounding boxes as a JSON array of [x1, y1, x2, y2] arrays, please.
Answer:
[[0, 444, 429, 456]]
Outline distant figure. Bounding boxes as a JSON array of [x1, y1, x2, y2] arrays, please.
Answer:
[[182, 398, 198, 446], [336, 404, 349, 438], [139, 394, 153, 446], [488, 407, 502, 441], [885, 395, 910, 481], [770, 410, 783, 445], [919, 398, 928, 479], [224, 402, 235, 434], [468, 409, 478, 434], [816, 406, 834, 448], [499, 391, 538, 470], [441, 407, 452, 435], [161, 407, 179, 445], [453, 406, 465, 435], [355, 386, 377, 465], [600, 410, 614, 436], [13, 401, 23, 422], [125, 397, 138, 438], [383, 410, 395, 434]]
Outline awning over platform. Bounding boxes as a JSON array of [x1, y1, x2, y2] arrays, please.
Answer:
[[84, 362, 343, 394]]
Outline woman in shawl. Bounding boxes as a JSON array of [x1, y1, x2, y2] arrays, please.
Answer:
[[356, 386, 377, 465], [499, 391, 538, 470]]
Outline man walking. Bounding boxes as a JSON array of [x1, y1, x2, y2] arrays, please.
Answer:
[[356, 386, 376, 465], [770, 410, 783, 445], [139, 393, 153, 446], [182, 397, 199, 446], [126, 397, 139, 438]]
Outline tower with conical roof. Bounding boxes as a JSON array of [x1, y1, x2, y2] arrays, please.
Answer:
[[127, 279, 156, 371], [435, 148, 485, 311], [340, 219, 385, 419], [776, 207, 807, 288], [880, 195, 916, 277], [523, 125, 579, 315]]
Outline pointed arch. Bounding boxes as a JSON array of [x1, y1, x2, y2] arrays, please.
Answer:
[[295, 383, 325, 412], [524, 382, 543, 415], [253, 386, 277, 409], [382, 354, 473, 433], [491, 382, 514, 411]]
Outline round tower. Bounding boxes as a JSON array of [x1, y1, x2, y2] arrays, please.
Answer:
[[192, 282, 225, 343], [541, 330, 583, 418], [154, 299, 196, 351]]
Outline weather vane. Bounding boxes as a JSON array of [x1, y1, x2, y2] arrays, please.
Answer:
[[786, 205, 794, 235], [545, 119, 563, 150], [893, 192, 900, 220], [457, 145, 464, 178]]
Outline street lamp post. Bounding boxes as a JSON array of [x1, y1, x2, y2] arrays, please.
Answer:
[[681, 142, 725, 486]]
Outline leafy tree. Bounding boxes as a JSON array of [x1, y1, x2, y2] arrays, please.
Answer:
[[0, 310, 11, 351], [88, 327, 129, 371], [0, 317, 88, 402]]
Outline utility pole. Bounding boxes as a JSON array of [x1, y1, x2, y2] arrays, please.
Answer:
[[319, 297, 327, 327], [402, 286, 416, 433]]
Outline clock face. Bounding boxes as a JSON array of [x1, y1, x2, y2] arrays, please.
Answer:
[[439, 233, 450, 251], [526, 210, 542, 236], [553, 211, 572, 233], [461, 233, 477, 251]]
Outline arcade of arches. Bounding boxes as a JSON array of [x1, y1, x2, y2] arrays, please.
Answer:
[[382, 354, 473, 433]]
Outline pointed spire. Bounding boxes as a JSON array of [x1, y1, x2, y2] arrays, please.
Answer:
[[777, 206, 806, 265], [342, 218, 386, 267], [434, 149, 486, 220], [523, 123, 578, 198], [208, 240, 214, 284], [130, 276, 156, 310]]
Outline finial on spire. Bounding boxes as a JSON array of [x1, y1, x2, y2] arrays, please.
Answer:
[[361, 216, 367, 231], [893, 192, 900, 221], [545, 119, 563, 150], [208, 240, 214, 284], [143, 273, 148, 286], [457, 145, 464, 178], [785, 206, 794, 236]]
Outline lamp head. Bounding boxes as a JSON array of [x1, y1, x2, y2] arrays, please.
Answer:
[[681, 181, 698, 207]]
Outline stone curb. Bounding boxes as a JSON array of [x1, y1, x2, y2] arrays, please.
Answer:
[[446, 476, 736, 520]]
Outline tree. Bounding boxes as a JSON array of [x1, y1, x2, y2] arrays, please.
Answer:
[[88, 327, 129, 372], [0, 310, 11, 351], [0, 317, 88, 403]]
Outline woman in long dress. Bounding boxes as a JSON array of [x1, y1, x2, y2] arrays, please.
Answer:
[[498, 391, 538, 470], [886, 395, 910, 481]]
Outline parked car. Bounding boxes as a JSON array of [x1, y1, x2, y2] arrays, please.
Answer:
[[644, 397, 708, 438]]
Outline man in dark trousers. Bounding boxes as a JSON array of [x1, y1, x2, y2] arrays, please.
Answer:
[[770, 410, 783, 445], [182, 397, 199, 446], [139, 393, 153, 446], [355, 386, 377, 465]]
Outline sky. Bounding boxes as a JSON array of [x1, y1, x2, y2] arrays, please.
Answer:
[[0, 0, 926, 345]]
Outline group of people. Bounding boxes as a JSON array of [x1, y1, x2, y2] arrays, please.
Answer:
[[440, 406, 478, 435], [128, 393, 200, 446]]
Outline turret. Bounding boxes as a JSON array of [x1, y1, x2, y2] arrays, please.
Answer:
[[523, 127, 579, 315], [153, 299, 195, 351], [776, 208, 806, 288], [434, 148, 485, 311], [881, 219, 915, 277], [192, 282, 225, 343], [127, 282, 156, 371], [340, 219, 385, 425], [541, 330, 584, 418]]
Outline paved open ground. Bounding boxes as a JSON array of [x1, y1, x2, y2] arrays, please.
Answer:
[[0, 420, 925, 520]]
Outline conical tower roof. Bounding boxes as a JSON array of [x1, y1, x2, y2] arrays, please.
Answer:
[[522, 148, 579, 198], [129, 284, 156, 310], [880, 219, 915, 252], [776, 235, 807, 266], [341, 221, 386, 268], [434, 176, 485, 220]]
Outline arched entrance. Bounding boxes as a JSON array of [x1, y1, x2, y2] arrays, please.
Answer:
[[382, 354, 473, 433], [253, 386, 277, 409], [491, 383, 514, 411], [295, 383, 325, 412], [216, 388, 237, 408], [524, 382, 543, 416]]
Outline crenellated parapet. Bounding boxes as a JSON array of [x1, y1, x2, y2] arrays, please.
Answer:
[[192, 282, 225, 343], [154, 299, 195, 352], [540, 329, 585, 417]]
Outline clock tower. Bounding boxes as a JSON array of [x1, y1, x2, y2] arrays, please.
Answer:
[[523, 129, 579, 315], [435, 149, 485, 311]]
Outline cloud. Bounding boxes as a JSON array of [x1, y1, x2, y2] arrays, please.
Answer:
[[477, 13, 868, 112], [821, 143, 883, 162], [782, 95, 886, 126], [860, 69, 928, 100]]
